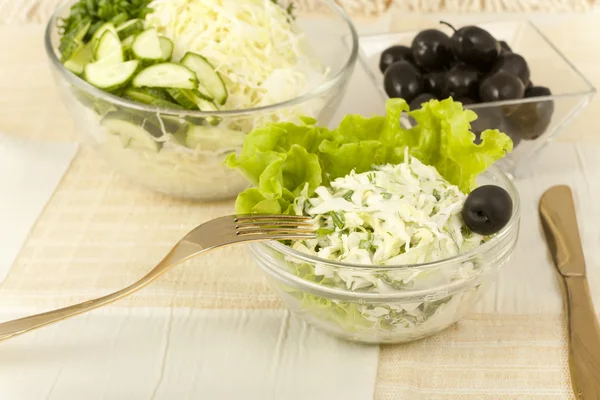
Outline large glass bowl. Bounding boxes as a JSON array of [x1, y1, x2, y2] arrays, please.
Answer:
[[44, 1, 358, 201], [249, 167, 520, 344], [356, 21, 596, 178]]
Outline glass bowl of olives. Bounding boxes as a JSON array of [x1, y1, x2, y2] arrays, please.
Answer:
[[357, 20, 596, 177]]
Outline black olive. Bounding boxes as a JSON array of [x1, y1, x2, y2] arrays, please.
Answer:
[[455, 96, 476, 105], [442, 23, 501, 70], [526, 86, 552, 98], [462, 185, 513, 235], [489, 53, 530, 86], [410, 29, 454, 71], [379, 45, 413, 73], [409, 93, 436, 110], [383, 61, 423, 102], [423, 71, 446, 97], [444, 64, 480, 99], [470, 107, 503, 133], [479, 71, 525, 102], [499, 40, 512, 54], [526, 80, 533, 90], [502, 86, 554, 140]]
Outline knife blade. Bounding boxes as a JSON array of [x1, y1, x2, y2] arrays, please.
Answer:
[[539, 185, 586, 277], [539, 185, 600, 399]]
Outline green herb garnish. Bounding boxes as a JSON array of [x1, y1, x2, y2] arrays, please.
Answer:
[[58, 0, 154, 61]]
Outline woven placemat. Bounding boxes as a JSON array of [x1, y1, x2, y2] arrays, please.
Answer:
[[1, 0, 599, 25]]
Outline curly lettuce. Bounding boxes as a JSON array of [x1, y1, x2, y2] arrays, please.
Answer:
[[227, 98, 513, 214]]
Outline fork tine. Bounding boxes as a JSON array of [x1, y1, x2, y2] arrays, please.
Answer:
[[237, 227, 316, 236], [236, 220, 314, 229], [234, 214, 311, 222]]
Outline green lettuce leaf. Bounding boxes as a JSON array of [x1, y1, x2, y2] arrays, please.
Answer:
[[227, 97, 513, 214]]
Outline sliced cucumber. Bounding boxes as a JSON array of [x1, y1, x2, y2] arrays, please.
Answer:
[[196, 97, 220, 112], [84, 60, 139, 91], [91, 23, 117, 53], [122, 35, 135, 48], [132, 28, 164, 62], [122, 35, 135, 60], [132, 63, 197, 89], [181, 52, 228, 105], [124, 88, 183, 109], [116, 19, 144, 40], [143, 115, 188, 138], [196, 83, 214, 101], [94, 31, 123, 64], [64, 42, 94, 75], [101, 117, 159, 152], [166, 89, 201, 109], [159, 37, 174, 61], [59, 19, 91, 61]]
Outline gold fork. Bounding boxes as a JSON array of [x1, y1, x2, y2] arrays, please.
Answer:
[[0, 214, 316, 342]]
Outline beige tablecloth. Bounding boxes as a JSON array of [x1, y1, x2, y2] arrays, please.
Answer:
[[1, 11, 600, 399], [1, 0, 599, 22]]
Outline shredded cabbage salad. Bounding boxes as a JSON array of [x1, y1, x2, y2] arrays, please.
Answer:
[[145, 0, 328, 110], [291, 152, 484, 270], [231, 98, 514, 340]]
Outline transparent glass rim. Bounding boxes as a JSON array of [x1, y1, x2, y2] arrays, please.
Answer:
[[44, 0, 359, 117], [262, 164, 521, 271]]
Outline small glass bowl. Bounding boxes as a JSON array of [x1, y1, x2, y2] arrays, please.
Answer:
[[249, 166, 520, 344], [357, 20, 596, 178], [44, 1, 358, 201]]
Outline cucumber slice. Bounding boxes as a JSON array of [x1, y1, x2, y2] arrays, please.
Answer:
[[196, 83, 214, 101], [122, 35, 135, 48], [196, 98, 220, 112], [101, 117, 159, 152], [159, 37, 174, 61], [124, 88, 183, 109], [132, 63, 197, 89], [196, 98, 221, 125], [143, 115, 188, 138], [116, 19, 144, 40], [59, 19, 91, 61], [122, 35, 135, 60], [181, 52, 228, 105], [166, 89, 202, 109], [91, 23, 117, 53], [84, 60, 139, 91], [132, 28, 163, 62], [94, 31, 123, 64], [64, 42, 94, 75]]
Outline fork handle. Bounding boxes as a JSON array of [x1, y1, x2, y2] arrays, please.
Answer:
[[564, 276, 600, 399], [0, 281, 147, 342], [0, 242, 201, 342]]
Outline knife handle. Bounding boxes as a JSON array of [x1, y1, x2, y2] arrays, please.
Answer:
[[564, 276, 600, 399]]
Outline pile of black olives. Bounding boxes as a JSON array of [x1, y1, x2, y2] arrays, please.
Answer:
[[380, 22, 555, 143]]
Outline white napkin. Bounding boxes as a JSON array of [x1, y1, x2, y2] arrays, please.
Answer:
[[0, 133, 78, 283], [0, 308, 380, 400]]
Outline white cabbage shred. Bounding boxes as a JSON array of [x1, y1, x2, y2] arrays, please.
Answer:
[[145, 0, 328, 110], [292, 153, 483, 272]]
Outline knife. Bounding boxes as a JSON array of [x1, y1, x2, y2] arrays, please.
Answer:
[[540, 185, 600, 399]]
